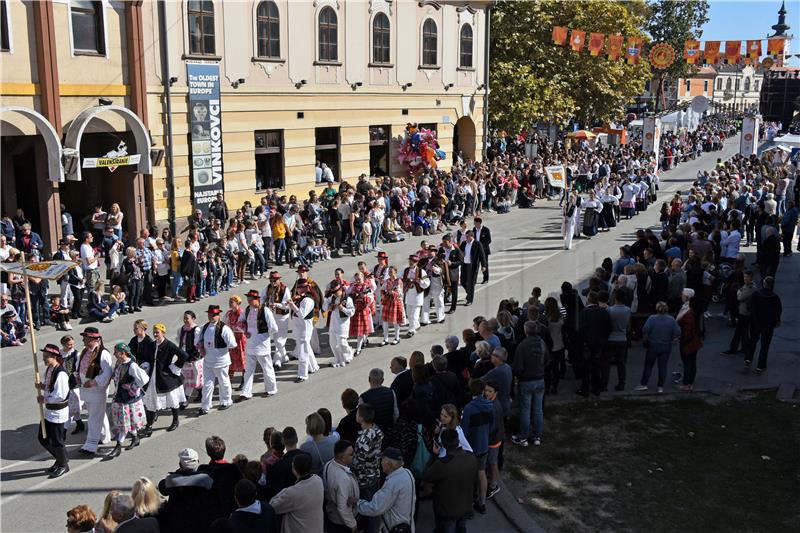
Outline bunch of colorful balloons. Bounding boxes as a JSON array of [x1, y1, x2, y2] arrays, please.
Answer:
[[396, 123, 446, 171]]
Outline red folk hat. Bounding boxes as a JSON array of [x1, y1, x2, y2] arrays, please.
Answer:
[[269, 271, 282, 280], [296, 265, 310, 273], [207, 305, 222, 315], [81, 327, 102, 339], [41, 344, 61, 357], [409, 254, 419, 261], [295, 279, 309, 289], [376, 251, 388, 259], [246, 289, 261, 299]]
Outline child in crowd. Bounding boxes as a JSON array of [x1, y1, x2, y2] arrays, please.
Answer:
[[49, 294, 72, 331], [206, 249, 219, 297], [1, 310, 25, 347], [484, 380, 505, 499], [196, 250, 208, 299], [109, 284, 127, 315]]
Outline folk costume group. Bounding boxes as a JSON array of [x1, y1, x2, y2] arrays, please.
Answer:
[[36, 221, 491, 469]]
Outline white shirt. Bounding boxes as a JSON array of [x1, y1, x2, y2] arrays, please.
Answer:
[[43, 366, 70, 423], [463, 241, 473, 264], [195, 321, 237, 367], [244, 304, 278, 355], [78, 348, 114, 397], [81, 243, 98, 271]]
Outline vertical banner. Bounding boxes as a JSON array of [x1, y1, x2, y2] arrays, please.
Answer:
[[767, 38, 785, 59], [187, 63, 224, 214], [570, 30, 586, 52], [746, 40, 762, 60], [552, 26, 568, 46], [588, 33, 605, 57], [683, 40, 701, 64], [739, 115, 761, 157], [625, 37, 642, 65], [704, 41, 721, 64], [724, 41, 741, 64], [607, 34, 624, 61], [642, 117, 661, 157]]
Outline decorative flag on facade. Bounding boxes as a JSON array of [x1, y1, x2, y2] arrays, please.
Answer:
[[704, 41, 721, 64], [588, 33, 605, 56], [746, 40, 762, 60], [767, 38, 785, 58], [625, 37, 642, 65], [552, 26, 568, 46], [684, 40, 701, 64], [570, 30, 586, 52], [607, 34, 624, 61], [724, 41, 741, 64]]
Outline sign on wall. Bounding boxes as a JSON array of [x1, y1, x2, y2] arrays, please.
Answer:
[[187, 63, 225, 213]]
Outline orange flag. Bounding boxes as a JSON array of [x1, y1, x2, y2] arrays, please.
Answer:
[[684, 40, 701, 64], [552, 26, 568, 46], [724, 41, 741, 64], [704, 41, 721, 64], [767, 37, 785, 58], [607, 34, 624, 61], [625, 37, 642, 65], [570, 30, 586, 52], [588, 33, 605, 56], [746, 40, 762, 60]]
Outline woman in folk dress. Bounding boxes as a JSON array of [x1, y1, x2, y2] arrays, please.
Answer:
[[140, 323, 188, 436], [380, 266, 405, 346], [225, 295, 248, 390], [348, 272, 374, 357], [177, 310, 203, 406], [105, 342, 148, 459]]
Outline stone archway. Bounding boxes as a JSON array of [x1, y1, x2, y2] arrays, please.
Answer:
[[453, 115, 476, 161], [0, 106, 64, 181]]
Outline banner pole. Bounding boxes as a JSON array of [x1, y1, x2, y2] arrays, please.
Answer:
[[19, 252, 47, 439]]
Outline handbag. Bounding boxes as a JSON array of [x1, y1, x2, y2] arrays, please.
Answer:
[[410, 423, 432, 477]]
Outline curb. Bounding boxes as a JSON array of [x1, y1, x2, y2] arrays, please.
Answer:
[[492, 481, 549, 533]]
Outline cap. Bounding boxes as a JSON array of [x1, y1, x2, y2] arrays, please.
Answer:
[[376, 251, 388, 259], [2, 310, 16, 319], [81, 326, 102, 339], [114, 342, 132, 355], [178, 448, 200, 471], [269, 271, 282, 280], [153, 323, 167, 334], [207, 304, 222, 315], [41, 344, 61, 357], [382, 447, 403, 461], [246, 289, 261, 299], [296, 265, 310, 273]]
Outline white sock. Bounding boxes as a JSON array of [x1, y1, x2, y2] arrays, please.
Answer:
[[356, 336, 365, 352]]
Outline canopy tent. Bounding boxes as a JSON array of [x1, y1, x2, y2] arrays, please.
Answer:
[[772, 134, 800, 148]]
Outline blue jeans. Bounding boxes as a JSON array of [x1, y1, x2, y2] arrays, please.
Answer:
[[370, 222, 381, 249], [436, 515, 467, 533], [274, 239, 286, 264], [172, 271, 183, 298], [640, 347, 671, 387], [359, 482, 380, 533], [516, 378, 545, 440]]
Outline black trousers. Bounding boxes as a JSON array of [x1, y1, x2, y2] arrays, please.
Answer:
[[482, 255, 490, 283], [580, 344, 606, 394], [729, 315, 750, 353], [604, 341, 628, 388], [747, 326, 775, 369], [681, 351, 698, 385], [544, 349, 564, 391], [781, 229, 794, 254], [460, 266, 477, 304], [142, 269, 154, 305], [448, 280, 459, 311], [38, 419, 68, 465]]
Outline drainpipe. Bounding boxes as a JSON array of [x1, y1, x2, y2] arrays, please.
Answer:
[[158, 0, 177, 235], [481, 3, 492, 159]]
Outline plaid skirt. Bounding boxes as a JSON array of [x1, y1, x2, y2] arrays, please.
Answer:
[[381, 295, 406, 325], [350, 304, 374, 337], [111, 399, 146, 437], [182, 360, 204, 390]]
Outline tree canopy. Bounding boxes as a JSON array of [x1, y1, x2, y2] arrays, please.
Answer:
[[490, 0, 652, 132]]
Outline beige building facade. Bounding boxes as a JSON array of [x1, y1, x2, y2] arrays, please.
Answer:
[[0, 0, 489, 253]]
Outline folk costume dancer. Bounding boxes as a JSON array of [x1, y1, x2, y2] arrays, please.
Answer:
[[288, 279, 320, 382], [356, 261, 378, 343], [141, 323, 188, 436], [292, 265, 324, 354], [104, 342, 148, 459], [402, 254, 430, 337], [77, 327, 113, 456], [195, 305, 237, 415], [562, 192, 580, 250], [59, 335, 84, 434], [37, 343, 71, 478], [349, 273, 375, 356], [237, 289, 279, 402], [323, 281, 355, 367], [371, 252, 390, 328], [178, 310, 203, 406], [380, 266, 405, 346], [262, 271, 291, 368], [423, 247, 449, 324]]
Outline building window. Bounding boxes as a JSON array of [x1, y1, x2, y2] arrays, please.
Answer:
[[372, 13, 390, 64], [255, 130, 284, 190], [318, 7, 337, 62], [460, 24, 473, 68], [1, 0, 10, 52], [369, 125, 391, 177], [256, 1, 280, 58], [716, 78, 722, 90], [422, 19, 437, 66], [188, 0, 215, 56], [703, 80, 708, 92], [735, 78, 740, 91], [725, 78, 732, 90], [644, 80, 651, 92], [71, 1, 105, 54], [315, 127, 340, 182], [744, 77, 751, 92], [685, 80, 690, 93]]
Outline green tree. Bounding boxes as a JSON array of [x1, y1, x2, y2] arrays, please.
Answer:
[[645, 0, 710, 111], [490, 0, 651, 132]]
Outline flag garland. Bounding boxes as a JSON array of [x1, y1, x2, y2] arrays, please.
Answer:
[[549, 25, 788, 68]]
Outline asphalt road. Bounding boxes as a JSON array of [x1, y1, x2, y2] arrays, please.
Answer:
[[0, 137, 744, 532]]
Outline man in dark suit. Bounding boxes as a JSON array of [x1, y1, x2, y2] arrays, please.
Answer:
[[440, 234, 463, 313], [459, 230, 486, 306], [577, 291, 612, 396], [390, 356, 414, 407], [473, 217, 492, 283]]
